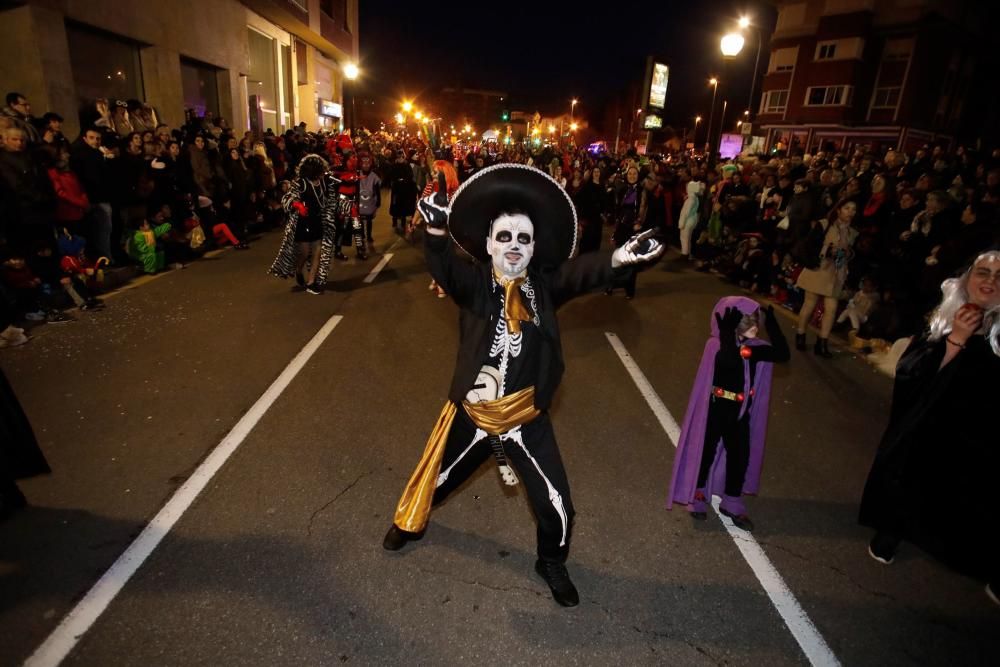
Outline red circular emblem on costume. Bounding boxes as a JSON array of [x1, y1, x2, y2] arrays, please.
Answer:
[[713, 388, 724, 397], [736, 393, 745, 402], [749, 388, 756, 397], [740, 345, 752, 359]]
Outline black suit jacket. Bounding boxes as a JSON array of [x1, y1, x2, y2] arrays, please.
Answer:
[[426, 232, 619, 411]]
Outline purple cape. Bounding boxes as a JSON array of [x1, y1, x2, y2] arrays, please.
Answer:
[[667, 296, 774, 508]]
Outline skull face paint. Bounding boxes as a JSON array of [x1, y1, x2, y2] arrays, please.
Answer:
[[486, 213, 534, 279]]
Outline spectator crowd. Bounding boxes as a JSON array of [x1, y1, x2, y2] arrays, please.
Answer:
[[3, 86, 999, 357]]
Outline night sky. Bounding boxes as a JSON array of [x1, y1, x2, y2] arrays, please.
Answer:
[[358, 0, 776, 136]]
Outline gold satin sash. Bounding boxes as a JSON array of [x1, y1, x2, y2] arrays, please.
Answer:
[[494, 270, 533, 334], [393, 386, 540, 533]]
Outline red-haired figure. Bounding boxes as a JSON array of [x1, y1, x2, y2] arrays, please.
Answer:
[[411, 159, 459, 298]]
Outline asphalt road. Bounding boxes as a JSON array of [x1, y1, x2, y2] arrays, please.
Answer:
[[1, 204, 996, 666]]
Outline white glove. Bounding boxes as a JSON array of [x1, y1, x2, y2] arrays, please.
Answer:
[[612, 229, 664, 267]]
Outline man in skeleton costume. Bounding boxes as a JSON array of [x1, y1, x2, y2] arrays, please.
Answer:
[[382, 165, 663, 607]]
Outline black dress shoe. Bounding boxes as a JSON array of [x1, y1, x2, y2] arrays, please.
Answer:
[[719, 507, 754, 532], [690, 511, 708, 521], [535, 559, 579, 607], [795, 333, 806, 351], [382, 524, 423, 551]]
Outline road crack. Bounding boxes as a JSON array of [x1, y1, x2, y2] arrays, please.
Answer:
[[631, 625, 727, 665], [306, 469, 375, 536], [416, 566, 544, 598]]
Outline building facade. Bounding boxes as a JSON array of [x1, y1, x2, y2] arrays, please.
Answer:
[[0, 0, 358, 139], [757, 0, 984, 155]]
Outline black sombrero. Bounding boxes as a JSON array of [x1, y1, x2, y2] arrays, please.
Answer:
[[448, 163, 578, 267]]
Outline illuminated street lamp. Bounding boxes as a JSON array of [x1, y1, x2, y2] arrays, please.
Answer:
[[343, 62, 359, 134], [570, 98, 578, 123], [402, 100, 413, 113], [706, 78, 719, 153], [721, 33, 745, 58], [548, 124, 556, 133], [739, 15, 750, 29], [570, 122, 578, 131], [693, 115, 702, 145], [463, 123, 471, 133], [394, 112, 404, 124]]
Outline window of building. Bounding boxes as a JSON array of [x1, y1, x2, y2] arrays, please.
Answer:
[[871, 86, 900, 109], [180, 58, 220, 119], [805, 85, 852, 106], [815, 37, 864, 61], [65, 22, 144, 108], [883, 38, 913, 61], [761, 89, 789, 113], [768, 47, 798, 73], [248, 28, 280, 132], [320, 0, 348, 28]]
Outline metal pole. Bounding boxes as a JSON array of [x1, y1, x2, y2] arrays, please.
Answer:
[[748, 28, 763, 120], [706, 82, 718, 153], [614, 117, 621, 155]]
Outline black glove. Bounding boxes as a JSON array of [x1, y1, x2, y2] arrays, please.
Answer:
[[416, 171, 450, 228], [763, 305, 777, 326], [715, 306, 742, 336]]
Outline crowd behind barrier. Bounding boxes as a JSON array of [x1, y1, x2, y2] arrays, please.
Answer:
[[2, 88, 998, 355]]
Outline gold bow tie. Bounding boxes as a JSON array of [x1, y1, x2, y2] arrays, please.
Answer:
[[499, 275, 532, 334]]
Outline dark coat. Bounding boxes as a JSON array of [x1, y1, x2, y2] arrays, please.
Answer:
[[425, 232, 617, 410], [859, 334, 1000, 579], [69, 140, 112, 203], [0, 367, 50, 484]]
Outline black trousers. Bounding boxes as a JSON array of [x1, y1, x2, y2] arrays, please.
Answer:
[[432, 409, 575, 563], [334, 214, 365, 253], [696, 399, 751, 497]]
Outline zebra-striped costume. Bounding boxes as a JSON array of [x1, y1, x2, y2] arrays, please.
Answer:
[[268, 156, 340, 285]]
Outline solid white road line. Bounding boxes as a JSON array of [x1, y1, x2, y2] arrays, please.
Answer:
[[604, 333, 681, 444], [363, 253, 394, 284], [605, 331, 841, 667], [24, 314, 345, 667]]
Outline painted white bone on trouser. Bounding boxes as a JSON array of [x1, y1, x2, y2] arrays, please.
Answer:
[[508, 428, 569, 547]]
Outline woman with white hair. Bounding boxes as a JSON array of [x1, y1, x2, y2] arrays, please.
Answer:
[[859, 249, 1000, 606]]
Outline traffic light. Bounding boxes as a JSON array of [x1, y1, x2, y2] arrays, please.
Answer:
[[501, 110, 510, 122]]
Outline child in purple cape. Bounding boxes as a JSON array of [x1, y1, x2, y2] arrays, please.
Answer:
[[668, 296, 789, 531]]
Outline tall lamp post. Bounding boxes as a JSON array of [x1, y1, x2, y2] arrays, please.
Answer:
[[693, 115, 702, 149], [706, 78, 718, 155], [343, 62, 359, 135], [739, 16, 763, 122], [709, 32, 745, 166], [570, 98, 578, 124]]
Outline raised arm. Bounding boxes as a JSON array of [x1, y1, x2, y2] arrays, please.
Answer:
[[420, 172, 483, 308]]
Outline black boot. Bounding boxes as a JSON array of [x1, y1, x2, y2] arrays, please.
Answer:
[[382, 524, 423, 551], [535, 559, 579, 607], [814, 337, 834, 358], [795, 333, 807, 351]]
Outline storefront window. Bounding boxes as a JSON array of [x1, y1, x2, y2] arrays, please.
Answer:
[[66, 22, 144, 110], [248, 28, 279, 132], [181, 58, 220, 120]]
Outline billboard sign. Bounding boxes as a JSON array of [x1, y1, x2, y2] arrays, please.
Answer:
[[319, 99, 343, 118], [643, 114, 663, 129], [649, 62, 668, 109]]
